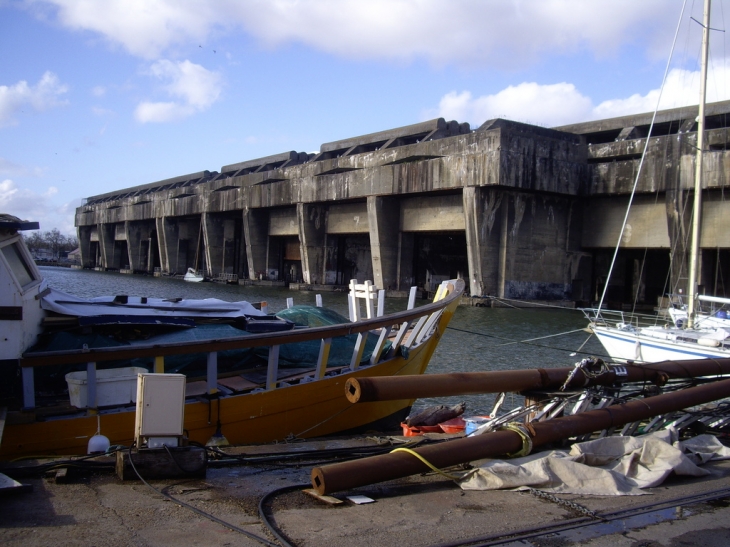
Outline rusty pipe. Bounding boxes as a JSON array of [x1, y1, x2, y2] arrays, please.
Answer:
[[313, 376, 730, 495], [345, 358, 730, 403]]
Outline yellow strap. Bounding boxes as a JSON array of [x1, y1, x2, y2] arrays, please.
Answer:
[[390, 447, 464, 480], [499, 422, 533, 458]]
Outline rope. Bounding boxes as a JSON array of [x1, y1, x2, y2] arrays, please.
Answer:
[[597, 0, 687, 312], [390, 447, 465, 480], [499, 422, 534, 458]]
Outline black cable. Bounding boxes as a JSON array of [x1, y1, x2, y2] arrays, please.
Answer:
[[126, 442, 280, 547], [258, 483, 309, 547]]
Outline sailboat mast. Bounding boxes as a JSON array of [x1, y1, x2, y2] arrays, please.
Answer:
[[687, 0, 711, 329]]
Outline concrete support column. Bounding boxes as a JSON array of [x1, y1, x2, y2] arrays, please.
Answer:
[[243, 207, 269, 280], [124, 221, 144, 272], [77, 225, 94, 268], [297, 203, 326, 285], [97, 223, 115, 270], [463, 187, 503, 297], [204, 213, 222, 277], [158, 217, 181, 274], [367, 196, 400, 290], [498, 199, 509, 298]]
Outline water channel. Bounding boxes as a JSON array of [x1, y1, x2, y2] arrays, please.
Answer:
[[38, 267, 607, 416]]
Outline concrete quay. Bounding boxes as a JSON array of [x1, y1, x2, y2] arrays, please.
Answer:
[[1, 435, 729, 547]]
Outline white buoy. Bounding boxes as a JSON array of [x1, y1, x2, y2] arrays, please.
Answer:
[[87, 415, 110, 454]]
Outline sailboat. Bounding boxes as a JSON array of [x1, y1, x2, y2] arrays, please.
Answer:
[[583, 0, 730, 363]]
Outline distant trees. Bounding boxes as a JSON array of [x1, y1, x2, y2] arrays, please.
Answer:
[[23, 229, 78, 260]]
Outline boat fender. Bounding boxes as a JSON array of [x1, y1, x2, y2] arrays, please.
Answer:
[[698, 337, 720, 347], [88, 434, 111, 454]]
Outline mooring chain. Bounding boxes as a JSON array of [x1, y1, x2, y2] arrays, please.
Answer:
[[527, 488, 606, 521]]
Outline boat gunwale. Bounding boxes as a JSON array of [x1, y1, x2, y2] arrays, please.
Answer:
[[20, 279, 465, 368]]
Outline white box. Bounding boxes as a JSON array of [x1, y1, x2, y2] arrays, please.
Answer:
[[135, 373, 186, 447], [65, 367, 147, 408]]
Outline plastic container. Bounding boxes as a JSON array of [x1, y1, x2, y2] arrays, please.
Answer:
[[400, 422, 442, 436], [438, 416, 466, 434], [464, 415, 491, 435], [65, 366, 147, 408]]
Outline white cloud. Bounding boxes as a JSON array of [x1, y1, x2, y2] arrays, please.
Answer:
[[134, 60, 222, 123], [0, 179, 76, 234], [91, 85, 106, 97], [0, 158, 45, 178], [0, 72, 69, 128], [435, 62, 730, 128], [31, 0, 682, 68], [435, 84, 593, 128], [0, 179, 75, 229]]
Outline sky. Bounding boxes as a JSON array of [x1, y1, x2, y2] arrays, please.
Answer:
[[1, 0, 729, 236]]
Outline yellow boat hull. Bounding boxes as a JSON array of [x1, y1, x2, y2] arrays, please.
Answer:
[[1, 324, 440, 458]]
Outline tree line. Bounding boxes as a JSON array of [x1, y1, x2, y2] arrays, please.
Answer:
[[23, 229, 79, 259]]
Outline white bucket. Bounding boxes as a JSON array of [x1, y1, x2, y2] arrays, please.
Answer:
[[65, 366, 147, 408]]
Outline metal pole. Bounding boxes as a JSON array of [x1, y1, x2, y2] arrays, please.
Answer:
[[687, 0, 711, 328]]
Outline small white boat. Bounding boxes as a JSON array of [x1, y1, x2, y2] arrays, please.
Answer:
[[183, 267, 205, 282]]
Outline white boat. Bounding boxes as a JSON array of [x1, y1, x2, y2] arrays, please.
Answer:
[[183, 267, 205, 282], [584, 0, 726, 363], [667, 294, 730, 329]]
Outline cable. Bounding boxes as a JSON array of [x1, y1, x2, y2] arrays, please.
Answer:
[[126, 443, 280, 547], [258, 484, 310, 547]]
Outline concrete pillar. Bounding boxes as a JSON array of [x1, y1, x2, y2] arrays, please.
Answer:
[[124, 221, 145, 272], [297, 203, 326, 285], [498, 199, 509, 298], [77, 225, 94, 268], [157, 217, 179, 274], [203, 213, 221, 277], [243, 207, 268, 280], [463, 187, 503, 297], [97, 223, 116, 270], [367, 196, 400, 290]]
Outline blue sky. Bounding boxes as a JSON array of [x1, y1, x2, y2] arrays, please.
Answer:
[[1, 0, 728, 236]]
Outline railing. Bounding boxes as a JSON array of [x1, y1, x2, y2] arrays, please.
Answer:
[[581, 307, 671, 330], [19, 279, 464, 411]]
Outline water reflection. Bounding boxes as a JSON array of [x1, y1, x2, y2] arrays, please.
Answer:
[[39, 267, 607, 415]]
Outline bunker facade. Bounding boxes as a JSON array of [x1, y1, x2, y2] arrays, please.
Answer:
[[75, 102, 730, 306]]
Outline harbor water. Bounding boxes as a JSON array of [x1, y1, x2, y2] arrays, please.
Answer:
[[38, 267, 606, 416]]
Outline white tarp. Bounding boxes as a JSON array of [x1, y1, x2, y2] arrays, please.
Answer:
[[41, 287, 266, 318], [458, 429, 730, 496]]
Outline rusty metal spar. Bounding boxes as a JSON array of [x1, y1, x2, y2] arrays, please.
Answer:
[[345, 358, 730, 403], [312, 376, 730, 495]]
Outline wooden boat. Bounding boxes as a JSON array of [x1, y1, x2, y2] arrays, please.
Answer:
[[0, 215, 464, 458]]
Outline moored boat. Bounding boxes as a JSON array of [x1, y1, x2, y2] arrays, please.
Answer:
[[582, 0, 725, 364], [0, 214, 464, 457]]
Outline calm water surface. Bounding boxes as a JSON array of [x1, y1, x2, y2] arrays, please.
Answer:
[[39, 267, 607, 415]]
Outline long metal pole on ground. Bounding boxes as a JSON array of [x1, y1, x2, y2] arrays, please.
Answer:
[[313, 377, 730, 495], [345, 358, 730, 403]]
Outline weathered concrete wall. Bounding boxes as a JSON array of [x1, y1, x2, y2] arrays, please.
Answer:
[[74, 103, 730, 303]]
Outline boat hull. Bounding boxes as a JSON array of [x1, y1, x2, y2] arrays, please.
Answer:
[[0, 322, 440, 458], [593, 325, 730, 362]]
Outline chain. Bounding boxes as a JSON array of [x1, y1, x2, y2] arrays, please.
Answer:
[[528, 488, 606, 521]]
